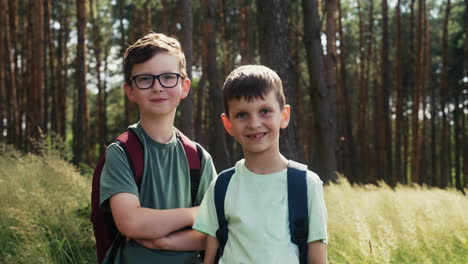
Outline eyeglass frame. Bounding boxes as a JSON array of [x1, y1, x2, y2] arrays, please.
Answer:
[[130, 72, 183, 89]]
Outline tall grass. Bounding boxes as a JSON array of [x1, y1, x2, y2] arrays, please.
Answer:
[[0, 143, 95, 263], [0, 142, 466, 263], [326, 177, 468, 263]]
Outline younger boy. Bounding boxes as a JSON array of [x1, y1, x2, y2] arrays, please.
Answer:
[[99, 33, 217, 263], [193, 65, 328, 263]]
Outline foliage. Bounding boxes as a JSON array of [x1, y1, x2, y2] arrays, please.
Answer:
[[326, 176, 468, 264], [0, 144, 95, 263]]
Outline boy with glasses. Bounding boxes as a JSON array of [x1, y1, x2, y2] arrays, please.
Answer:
[[99, 32, 217, 263]]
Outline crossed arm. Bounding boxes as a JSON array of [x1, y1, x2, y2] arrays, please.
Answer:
[[202, 236, 327, 264], [109, 192, 206, 251]]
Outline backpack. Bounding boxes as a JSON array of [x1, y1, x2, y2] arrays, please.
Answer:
[[214, 160, 309, 264], [90, 128, 203, 264]]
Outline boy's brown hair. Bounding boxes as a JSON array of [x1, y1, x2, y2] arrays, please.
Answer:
[[222, 65, 285, 116], [123, 32, 187, 85]]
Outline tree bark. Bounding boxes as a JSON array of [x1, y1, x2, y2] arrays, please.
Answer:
[[178, 0, 195, 139], [31, 0, 45, 143], [380, 0, 393, 185], [90, 0, 107, 155], [258, 0, 304, 163], [73, 0, 89, 165], [1, 0, 19, 146], [302, 0, 337, 182], [394, 0, 405, 184], [202, 0, 230, 171], [440, 0, 451, 188], [0, 0, 6, 143], [336, 0, 357, 181], [239, 0, 255, 65]]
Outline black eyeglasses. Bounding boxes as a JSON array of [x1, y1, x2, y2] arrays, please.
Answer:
[[130, 73, 182, 89]]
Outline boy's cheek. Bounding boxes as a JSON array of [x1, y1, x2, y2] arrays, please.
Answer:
[[124, 83, 137, 102]]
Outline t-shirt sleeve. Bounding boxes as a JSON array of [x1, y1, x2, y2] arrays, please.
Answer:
[[307, 171, 328, 244], [99, 143, 139, 210], [193, 179, 218, 238], [195, 145, 218, 205]]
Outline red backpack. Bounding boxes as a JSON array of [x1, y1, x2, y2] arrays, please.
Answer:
[[90, 128, 202, 263]]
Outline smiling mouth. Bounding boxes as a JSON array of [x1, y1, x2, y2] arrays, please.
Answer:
[[246, 132, 267, 139], [150, 98, 166, 103]]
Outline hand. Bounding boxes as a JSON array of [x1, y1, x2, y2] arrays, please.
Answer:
[[136, 237, 168, 250]]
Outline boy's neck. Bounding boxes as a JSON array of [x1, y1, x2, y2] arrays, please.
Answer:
[[139, 114, 175, 143], [243, 151, 288, 175]]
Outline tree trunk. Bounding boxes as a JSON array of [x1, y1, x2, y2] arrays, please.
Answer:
[[380, 0, 393, 186], [1, 0, 19, 146], [239, 0, 255, 65], [73, 0, 89, 165], [57, 0, 71, 139], [43, 0, 51, 135], [440, 0, 451, 188], [463, 0, 468, 188], [336, 0, 357, 181], [119, 0, 131, 129], [411, 0, 423, 184], [356, 0, 368, 183], [31, 0, 45, 143], [258, 0, 304, 163], [302, 0, 337, 182], [90, 0, 107, 155], [178, 0, 195, 139], [202, 0, 230, 171], [394, 0, 405, 184], [0, 0, 6, 143]]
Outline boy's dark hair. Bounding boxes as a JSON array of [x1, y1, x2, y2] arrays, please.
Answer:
[[222, 65, 285, 116], [123, 32, 187, 85]]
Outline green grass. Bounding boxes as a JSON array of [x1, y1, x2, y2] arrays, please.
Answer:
[[0, 144, 95, 263], [326, 178, 468, 263], [0, 143, 466, 263]]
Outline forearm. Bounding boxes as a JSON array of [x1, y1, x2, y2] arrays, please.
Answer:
[[308, 240, 327, 264], [203, 235, 219, 264], [110, 193, 199, 239], [124, 207, 197, 239], [137, 229, 207, 251]]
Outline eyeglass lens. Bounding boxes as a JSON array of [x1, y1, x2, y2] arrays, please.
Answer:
[[135, 73, 179, 89]]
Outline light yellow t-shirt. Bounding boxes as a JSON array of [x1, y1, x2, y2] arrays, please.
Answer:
[[193, 159, 328, 264]]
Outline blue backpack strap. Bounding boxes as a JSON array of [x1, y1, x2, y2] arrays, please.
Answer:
[[287, 160, 309, 264], [214, 167, 235, 263]]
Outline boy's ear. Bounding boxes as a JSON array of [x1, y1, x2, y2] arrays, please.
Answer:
[[180, 78, 191, 99], [124, 83, 136, 102], [280, 104, 291, 129], [221, 113, 234, 136]]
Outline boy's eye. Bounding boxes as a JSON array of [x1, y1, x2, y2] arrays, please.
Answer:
[[260, 108, 272, 115], [137, 75, 152, 82], [162, 74, 176, 80], [234, 112, 247, 119]]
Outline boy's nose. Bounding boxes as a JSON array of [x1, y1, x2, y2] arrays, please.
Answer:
[[150, 80, 164, 92], [247, 116, 262, 128]]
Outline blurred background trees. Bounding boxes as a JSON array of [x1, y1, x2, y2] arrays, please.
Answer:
[[0, 0, 466, 190]]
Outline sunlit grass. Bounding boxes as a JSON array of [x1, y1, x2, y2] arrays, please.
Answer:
[[0, 142, 466, 263], [326, 177, 468, 264], [0, 144, 95, 263]]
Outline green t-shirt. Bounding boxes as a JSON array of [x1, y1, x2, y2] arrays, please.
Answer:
[[193, 159, 328, 264], [100, 123, 217, 263]]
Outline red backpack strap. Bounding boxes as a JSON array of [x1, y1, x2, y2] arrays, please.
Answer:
[[175, 128, 202, 205], [115, 129, 145, 187], [90, 129, 144, 263]]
